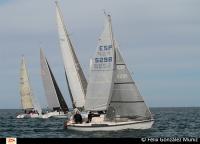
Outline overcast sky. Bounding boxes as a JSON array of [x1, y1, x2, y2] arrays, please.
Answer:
[[0, 0, 199, 109]]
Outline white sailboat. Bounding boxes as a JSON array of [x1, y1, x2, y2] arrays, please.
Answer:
[[65, 14, 154, 131], [17, 56, 42, 118], [40, 48, 69, 118], [55, 1, 87, 110]]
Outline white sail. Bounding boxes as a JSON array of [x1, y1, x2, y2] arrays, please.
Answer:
[[20, 56, 34, 110], [85, 14, 115, 111], [85, 13, 152, 118], [55, 1, 87, 108], [40, 48, 68, 112], [20, 56, 42, 114], [65, 14, 154, 131]]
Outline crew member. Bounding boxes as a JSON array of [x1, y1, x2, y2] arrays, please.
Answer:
[[73, 111, 83, 124]]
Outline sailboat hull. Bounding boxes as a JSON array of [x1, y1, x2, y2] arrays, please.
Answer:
[[65, 119, 154, 131], [16, 113, 41, 119], [42, 111, 69, 119]]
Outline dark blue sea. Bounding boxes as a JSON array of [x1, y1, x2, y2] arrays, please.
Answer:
[[0, 107, 200, 138]]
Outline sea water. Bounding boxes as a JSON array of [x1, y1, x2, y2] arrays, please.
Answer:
[[0, 107, 200, 138]]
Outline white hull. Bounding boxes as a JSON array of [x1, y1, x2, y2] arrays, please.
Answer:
[[42, 111, 69, 119], [66, 119, 154, 131], [16, 113, 41, 119]]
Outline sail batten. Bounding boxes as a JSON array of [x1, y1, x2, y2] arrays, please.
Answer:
[[110, 100, 145, 103], [55, 2, 87, 108]]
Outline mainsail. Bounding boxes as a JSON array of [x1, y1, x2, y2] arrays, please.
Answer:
[[40, 49, 68, 112], [109, 42, 152, 120], [20, 56, 41, 114], [55, 1, 87, 108], [85, 14, 115, 111]]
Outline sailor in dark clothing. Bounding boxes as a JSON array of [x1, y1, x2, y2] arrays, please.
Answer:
[[86, 111, 101, 123], [87, 111, 93, 123], [73, 111, 82, 124]]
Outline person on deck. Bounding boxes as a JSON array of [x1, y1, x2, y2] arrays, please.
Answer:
[[87, 111, 93, 123], [73, 111, 83, 124]]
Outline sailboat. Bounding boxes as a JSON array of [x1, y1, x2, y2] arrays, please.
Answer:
[[65, 14, 154, 131], [40, 48, 69, 118], [55, 1, 87, 110], [17, 56, 42, 118]]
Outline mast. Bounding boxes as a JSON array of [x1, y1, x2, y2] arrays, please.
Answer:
[[64, 71, 76, 109], [107, 14, 116, 65], [55, 1, 87, 108]]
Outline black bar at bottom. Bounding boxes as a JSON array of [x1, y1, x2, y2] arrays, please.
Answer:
[[0, 138, 199, 144]]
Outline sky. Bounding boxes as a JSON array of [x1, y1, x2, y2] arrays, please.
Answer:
[[0, 0, 199, 109]]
